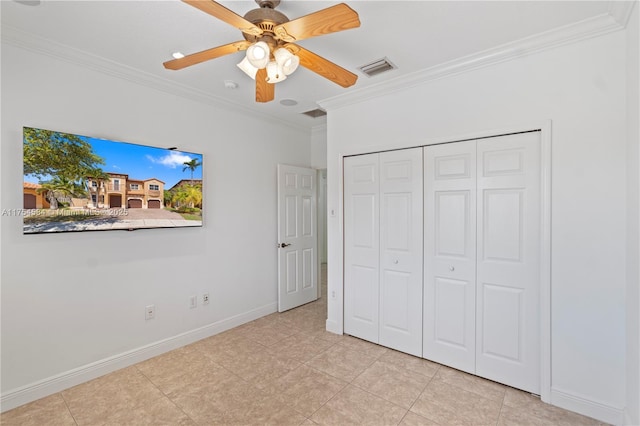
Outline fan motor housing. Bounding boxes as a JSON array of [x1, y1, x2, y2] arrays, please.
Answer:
[[243, 7, 289, 42]]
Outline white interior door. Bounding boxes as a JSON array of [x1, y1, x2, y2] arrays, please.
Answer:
[[277, 164, 318, 312], [344, 154, 380, 343], [424, 141, 477, 373], [379, 148, 423, 356], [475, 132, 541, 394]]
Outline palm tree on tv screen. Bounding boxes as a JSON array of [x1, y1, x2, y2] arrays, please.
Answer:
[[37, 175, 86, 209], [182, 158, 201, 181]]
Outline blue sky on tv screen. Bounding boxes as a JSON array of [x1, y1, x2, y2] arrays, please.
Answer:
[[24, 135, 203, 189]]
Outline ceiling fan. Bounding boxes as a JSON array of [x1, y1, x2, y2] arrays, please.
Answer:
[[163, 0, 361, 103]]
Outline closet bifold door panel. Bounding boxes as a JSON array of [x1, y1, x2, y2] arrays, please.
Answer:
[[344, 153, 380, 344], [344, 148, 423, 356], [475, 132, 541, 394], [423, 132, 541, 394], [423, 141, 477, 373], [379, 148, 423, 356]]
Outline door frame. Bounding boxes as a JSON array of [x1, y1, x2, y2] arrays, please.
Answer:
[[317, 169, 327, 299], [333, 120, 552, 402]]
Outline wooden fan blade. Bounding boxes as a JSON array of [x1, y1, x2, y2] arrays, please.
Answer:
[[286, 44, 357, 88], [182, 0, 263, 36], [273, 3, 360, 42], [256, 68, 275, 103], [163, 41, 250, 70]]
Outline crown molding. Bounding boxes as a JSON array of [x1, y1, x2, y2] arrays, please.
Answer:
[[320, 10, 629, 111], [1, 25, 308, 133], [3, 1, 634, 126], [608, 0, 637, 27]]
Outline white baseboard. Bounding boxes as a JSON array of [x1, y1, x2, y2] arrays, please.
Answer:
[[0, 302, 277, 413], [551, 387, 624, 425], [325, 318, 342, 335]]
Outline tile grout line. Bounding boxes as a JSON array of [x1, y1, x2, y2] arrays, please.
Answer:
[[300, 375, 350, 422], [58, 391, 80, 426], [403, 367, 440, 424], [496, 388, 507, 426], [132, 364, 199, 425], [431, 367, 509, 406]]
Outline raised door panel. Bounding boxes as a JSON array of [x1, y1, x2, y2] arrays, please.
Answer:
[[424, 141, 477, 373], [302, 248, 314, 289], [350, 265, 378, 324], [352, 195, 376, 249], [483, 190, 524, 262], [285, 251, 299, 294], [344, 154, 380, 343], [381, 270, 411, 332], [436, 191, 470, 257], [277, 165, 318, 312], [302, 196, 313, 238], [284, 195, 298, 238], [379, 148, 423, 356], [434, 277, 471, 349], [476, 132, 541, 394], [481, 283, 523, 362]]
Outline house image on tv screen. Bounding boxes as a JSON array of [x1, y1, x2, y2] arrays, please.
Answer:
[[87, 173, 164, 209], [23, 182, 50, 210]]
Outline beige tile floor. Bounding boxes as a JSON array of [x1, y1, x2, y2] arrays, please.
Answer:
[[1, 265, 607, 426]]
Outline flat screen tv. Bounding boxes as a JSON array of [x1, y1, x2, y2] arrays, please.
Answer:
[[22, 126, 203, 234]]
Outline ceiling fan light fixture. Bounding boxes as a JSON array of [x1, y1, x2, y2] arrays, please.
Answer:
[[246, 41, 270, 69], [266, 61, 287, 83], [167, 0, 361, 102], [237, 57, 258, 80], [274, 48, 299, 75]]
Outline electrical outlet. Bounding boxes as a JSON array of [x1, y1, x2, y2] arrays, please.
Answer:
[[202, 293, 210, 305], [145, 304, 155, 320], [189, 295, 197, 309]]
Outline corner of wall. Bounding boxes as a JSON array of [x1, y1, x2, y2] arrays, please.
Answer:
[[626, 2, 640, 425], [310, 125, 328, 170]]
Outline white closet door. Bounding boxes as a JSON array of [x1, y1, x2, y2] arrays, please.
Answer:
[[423, 141, 477, 373], [379, 148, 423, 356], [476, 132, 541, 394], [344, 154, 380, 343]]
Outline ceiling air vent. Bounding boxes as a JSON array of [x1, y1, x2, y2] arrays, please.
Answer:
[[358, 57, 397, 77], [302, 108, 327, 118]]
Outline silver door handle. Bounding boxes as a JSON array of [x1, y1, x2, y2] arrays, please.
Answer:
[[278, 243, 291, 248], [449, 266, 455, 272]]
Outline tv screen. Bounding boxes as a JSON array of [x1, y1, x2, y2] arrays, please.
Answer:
[[22, 126, 203, 234]]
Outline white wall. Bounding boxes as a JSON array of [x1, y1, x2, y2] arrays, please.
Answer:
[[310, 124, 328, 170], [0, 43, 311, 407], [310, 124, 328, 264], [323, 29, 627, 423], [626, 3, 640, 425]]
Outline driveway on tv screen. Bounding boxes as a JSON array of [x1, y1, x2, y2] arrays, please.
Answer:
[[23, 207, 201, 234]]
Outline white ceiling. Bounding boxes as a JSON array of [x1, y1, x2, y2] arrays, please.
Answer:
[[2, 0, 612, 129]]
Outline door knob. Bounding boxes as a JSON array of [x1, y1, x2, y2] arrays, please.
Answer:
[[279, 243, 291, 248], [393, 260, 399, 264], [449, 266, 455, 272]]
